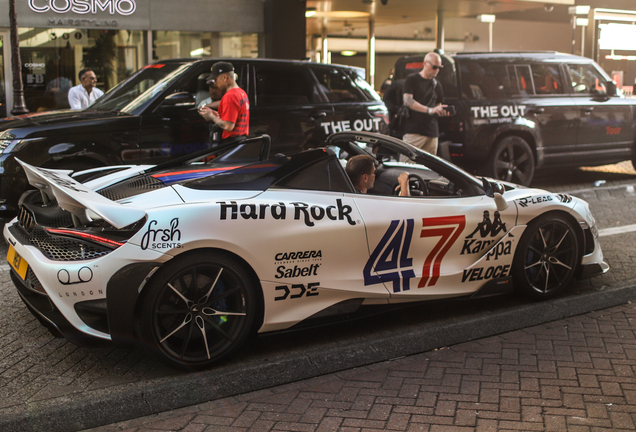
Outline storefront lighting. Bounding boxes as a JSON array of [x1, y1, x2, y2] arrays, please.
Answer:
[[477, 14, 496, 23], [605, 55, 636, 61], [305, 8, 316, 17], [575, 18, 589, 27], [568, 5, 590, 15], [340, 50, 357, 56]]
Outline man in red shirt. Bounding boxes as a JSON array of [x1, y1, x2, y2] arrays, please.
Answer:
[[199, 62, 249, 144]]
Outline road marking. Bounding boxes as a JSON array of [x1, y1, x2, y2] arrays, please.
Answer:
[[598, 224, 636, 237]]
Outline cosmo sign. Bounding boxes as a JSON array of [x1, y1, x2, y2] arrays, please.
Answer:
[[28, 0, 136, 15]]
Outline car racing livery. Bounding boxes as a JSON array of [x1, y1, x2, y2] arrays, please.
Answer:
[[4, 132, 608, 370]]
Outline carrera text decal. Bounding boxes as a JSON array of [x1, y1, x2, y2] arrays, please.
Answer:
[[275, 250, 322, 279], [218, 200, 356, 227]]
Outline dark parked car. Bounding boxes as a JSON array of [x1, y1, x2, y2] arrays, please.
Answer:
[[0, 58, 388, 217], [391, 51, 635, 186]]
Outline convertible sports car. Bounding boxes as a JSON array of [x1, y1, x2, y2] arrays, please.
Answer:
[[4, 131, 608, 370]]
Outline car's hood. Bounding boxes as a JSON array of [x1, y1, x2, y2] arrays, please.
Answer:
[[0, 110, 131, 135], [18, 159, 151, 229]]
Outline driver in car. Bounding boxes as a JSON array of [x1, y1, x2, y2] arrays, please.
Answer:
[[346, 155, 410, 196]]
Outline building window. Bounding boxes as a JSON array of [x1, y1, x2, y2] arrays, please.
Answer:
[[152, 31, 259, 61], [19, 28, 146, 112]]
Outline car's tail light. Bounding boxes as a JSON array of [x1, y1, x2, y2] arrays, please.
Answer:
[[45, 228, 125, 249]]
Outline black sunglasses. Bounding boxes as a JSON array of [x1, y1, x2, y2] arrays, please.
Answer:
[[426, 60, 443, 70]]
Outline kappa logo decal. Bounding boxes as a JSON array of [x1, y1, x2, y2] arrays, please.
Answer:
[[364, 216, 466, 293], [461, 211, 511, 258]]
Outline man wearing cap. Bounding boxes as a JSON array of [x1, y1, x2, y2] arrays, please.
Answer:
[[401, 52, 449, 156], [198, 61, 249, 145]]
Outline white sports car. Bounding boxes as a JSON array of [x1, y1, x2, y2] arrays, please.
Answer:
[[4, 132, 608, 370]]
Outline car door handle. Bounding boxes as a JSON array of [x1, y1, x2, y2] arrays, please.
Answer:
[[528, 108, 544, 115], [581, 107, 594, 114], [310, 111, 328, 119]]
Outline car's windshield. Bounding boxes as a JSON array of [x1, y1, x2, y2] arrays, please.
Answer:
[[89, 63, 190, 113]]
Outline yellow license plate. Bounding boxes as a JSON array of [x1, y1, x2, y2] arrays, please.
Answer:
[[7, 245, 29, 280]]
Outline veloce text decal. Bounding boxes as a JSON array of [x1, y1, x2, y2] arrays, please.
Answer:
[[363, 216, 466, 293]]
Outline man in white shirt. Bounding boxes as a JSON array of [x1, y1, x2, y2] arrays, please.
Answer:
[[68, 69, 104, 110]]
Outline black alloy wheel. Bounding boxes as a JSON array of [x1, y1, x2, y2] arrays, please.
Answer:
[[140, 251, 259, 370], [488, 136, 535, 186], [512, 214, 579, 299]]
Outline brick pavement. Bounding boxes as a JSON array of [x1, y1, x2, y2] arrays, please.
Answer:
[[86, 302, 636, 432]]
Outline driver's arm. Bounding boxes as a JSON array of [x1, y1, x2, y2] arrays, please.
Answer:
[[398, 172, 410, 197]]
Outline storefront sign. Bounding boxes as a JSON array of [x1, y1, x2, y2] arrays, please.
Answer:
[[28, 0, 136, 15]]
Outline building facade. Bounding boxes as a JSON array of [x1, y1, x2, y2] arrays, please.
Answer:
[[0, 0, 281, 115]]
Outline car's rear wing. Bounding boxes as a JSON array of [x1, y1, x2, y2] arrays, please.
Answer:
[[17, 159, 146, 229]]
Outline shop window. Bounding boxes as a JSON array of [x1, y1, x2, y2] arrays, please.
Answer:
[[567, 64, 608, 95], [153, 31, 258, 60], [18, 28, 146, 113], [531, 64, 564, 95], [254, 65, 316, 106], [310, 66, 368, 103]]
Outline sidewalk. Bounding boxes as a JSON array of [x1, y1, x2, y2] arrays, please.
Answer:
[[87, 302, 636, 432]]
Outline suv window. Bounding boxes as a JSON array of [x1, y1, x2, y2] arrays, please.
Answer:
[[254, 65, 318, 107], [508, 64, 535, 96], [310, 65, 368, 103], [567, 63, 608, 95], [459, 61, 513, 100], [531, 64, 564, 95]]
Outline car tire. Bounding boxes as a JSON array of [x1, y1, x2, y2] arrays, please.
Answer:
[[140, 251, 259, 370], [512, 214, 579, 300], [486, 136, 535, 186]]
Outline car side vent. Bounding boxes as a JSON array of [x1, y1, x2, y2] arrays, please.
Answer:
[[97, 175, 166, 201], [18, 206, 35, 232]]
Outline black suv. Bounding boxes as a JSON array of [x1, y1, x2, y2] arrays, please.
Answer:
[[391, 52, 635, 185], [0, 58, 387, 216]]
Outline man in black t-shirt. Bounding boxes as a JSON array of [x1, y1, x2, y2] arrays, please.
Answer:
[[402, 52, 449, 155]]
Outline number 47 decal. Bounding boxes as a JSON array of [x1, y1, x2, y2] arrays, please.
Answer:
[[364, 216, 466, 293]]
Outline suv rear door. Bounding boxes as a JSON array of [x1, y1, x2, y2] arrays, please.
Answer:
[[308, 65, 386, 138], [565, 62, 633, 165], [249, 62, 333, 155], [512, 61, 578, 166]]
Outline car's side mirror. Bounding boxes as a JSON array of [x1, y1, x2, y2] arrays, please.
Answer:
[[606, 80, 617, 96], [161, 92, 196, 110]]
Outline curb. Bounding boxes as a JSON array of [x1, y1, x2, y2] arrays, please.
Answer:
[[2, 283, 635, 432]]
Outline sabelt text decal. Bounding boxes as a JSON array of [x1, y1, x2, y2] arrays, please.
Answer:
[[140, 218, 182, 250], [218, 200, 356, 227], [276, 264, 320, 279]]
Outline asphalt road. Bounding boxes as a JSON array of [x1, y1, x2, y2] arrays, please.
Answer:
[[1, 162, 636, 431]]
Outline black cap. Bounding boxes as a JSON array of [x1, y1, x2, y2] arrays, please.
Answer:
[[206, 62, 234, 84]]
